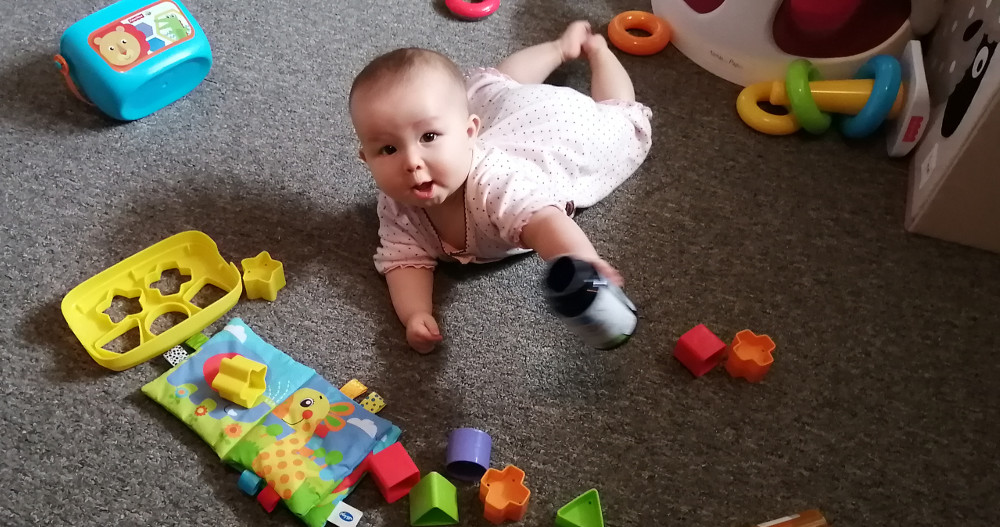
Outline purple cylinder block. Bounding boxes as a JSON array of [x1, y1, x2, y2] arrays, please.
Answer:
[[446, 427, 492, 481]]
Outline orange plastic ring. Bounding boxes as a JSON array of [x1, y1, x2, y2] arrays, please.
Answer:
[[608, 11, 671, 56]]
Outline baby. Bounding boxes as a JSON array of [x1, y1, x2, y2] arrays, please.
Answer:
[[349, 21, 652, 353]]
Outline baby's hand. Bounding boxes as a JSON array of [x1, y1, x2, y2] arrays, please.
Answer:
[[591, 258, 624, 287], [405, 313, 443, 354]]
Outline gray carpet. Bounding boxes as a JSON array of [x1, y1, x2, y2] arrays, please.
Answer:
[[2, 1, 999, 526]]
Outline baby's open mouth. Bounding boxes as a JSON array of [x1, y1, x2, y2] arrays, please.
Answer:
[[412, 181, 434, 199]]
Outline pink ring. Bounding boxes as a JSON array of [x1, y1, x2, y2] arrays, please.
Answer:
[[446, 0, 500, 20]]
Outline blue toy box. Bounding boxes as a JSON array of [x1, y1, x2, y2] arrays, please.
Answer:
[[54, 0, 212, 120]]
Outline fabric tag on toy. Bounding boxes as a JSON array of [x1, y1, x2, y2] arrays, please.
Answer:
[[360, 392, 385, 414], [339, 379, 367, 399], [184, 331, 209, 351], [328, 501, 363, 526], [163, 345, 188, 366]]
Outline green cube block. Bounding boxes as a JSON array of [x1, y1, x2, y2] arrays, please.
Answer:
[[409, 471, 458, 526]]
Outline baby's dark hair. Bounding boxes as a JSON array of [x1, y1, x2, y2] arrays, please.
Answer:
[[349, 47, 467, 110]]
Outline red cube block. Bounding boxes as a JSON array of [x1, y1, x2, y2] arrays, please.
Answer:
[[368, 441, 420, 503], [674, 324, 727, 377]]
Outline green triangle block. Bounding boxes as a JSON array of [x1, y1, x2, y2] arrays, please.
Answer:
[[555, 489, 604, 527], [409, 471, 459, 526], [412, 508, 457, 526]]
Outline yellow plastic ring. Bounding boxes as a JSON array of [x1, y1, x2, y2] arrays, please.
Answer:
[[736, 82, 800, 135], [608, 11, 671, 56]]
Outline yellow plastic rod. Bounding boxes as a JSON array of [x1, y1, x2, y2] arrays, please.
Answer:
[[768, 79, 904, 118]]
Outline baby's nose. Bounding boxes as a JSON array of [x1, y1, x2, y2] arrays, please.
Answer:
[[404, 150, 424, 172]]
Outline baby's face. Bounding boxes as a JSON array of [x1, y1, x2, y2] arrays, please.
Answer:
[[352, 66, 478, 208]]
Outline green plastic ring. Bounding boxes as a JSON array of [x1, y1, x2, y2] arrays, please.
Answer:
[[785, 59, 832, 135]]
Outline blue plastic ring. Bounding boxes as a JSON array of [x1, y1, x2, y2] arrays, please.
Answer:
[[839, 55, 902, 139]]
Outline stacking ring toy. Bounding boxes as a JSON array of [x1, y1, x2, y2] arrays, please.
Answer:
[[608, 11, 671, 56], [734, 41, 928, 157], [785, 60, 832, 135], [736, 81, 800, 135], [839, 55, 902, 139], [446, 0, 500, 20]]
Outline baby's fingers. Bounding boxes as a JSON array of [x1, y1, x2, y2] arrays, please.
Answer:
[[593, 260, 624, 287], [407, 318, 443, 354], [421, 317, 443, 340]]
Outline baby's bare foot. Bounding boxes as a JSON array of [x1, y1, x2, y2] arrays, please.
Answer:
[[558, 20, 592, 62], [582, 33, 610, 57]]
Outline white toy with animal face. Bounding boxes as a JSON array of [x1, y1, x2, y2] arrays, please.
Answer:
[[907, 0, 1000, 252]]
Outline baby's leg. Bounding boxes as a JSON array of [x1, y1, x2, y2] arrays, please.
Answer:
[[496, 21, 591, 84], [583, 34, 636, 102]]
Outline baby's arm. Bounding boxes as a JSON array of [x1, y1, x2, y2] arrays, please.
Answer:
[[385, 266, 442, 353], [520, 207, 623, 285]]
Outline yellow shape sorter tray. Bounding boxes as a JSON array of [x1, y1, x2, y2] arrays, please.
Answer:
[[61, 231, 243, 371]]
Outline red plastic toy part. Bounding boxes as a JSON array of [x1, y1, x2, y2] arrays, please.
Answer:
[[256, 484, 281, 512], [368, 442, 420, 503], [787, 0, 862, 36], [673, 324, 727, 377], [332, 453, 371, 493], [725, 329, 776, 382], [446, 0, 500, 20]]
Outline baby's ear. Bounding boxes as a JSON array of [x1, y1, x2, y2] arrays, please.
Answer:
[[467, 114, 481, 139]]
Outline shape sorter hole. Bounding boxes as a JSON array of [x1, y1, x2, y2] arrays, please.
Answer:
[[104, 295, 142, 323], [189, 283, 228, 309], [150, 311, 188, 335], [150, 268, 191, 296], [102, 326, 142, 354]]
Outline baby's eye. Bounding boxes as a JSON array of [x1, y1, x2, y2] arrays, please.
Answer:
[[421, 133, 438, 142], [379, 145, 396, 155]]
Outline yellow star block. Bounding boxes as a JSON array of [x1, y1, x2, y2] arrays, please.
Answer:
[[212, 355, 267, 407], [241, 251, 286, 301]]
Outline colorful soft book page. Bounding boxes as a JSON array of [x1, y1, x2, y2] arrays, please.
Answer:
[[142, 318, 401, 526]]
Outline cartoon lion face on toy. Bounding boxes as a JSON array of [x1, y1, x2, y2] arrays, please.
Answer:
[[93, 25, 148, 66]]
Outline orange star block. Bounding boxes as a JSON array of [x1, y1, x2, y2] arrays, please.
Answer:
[[241, 251, 286, 301], [479, 465, 530, 524], [725, 329, 776, 382]]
